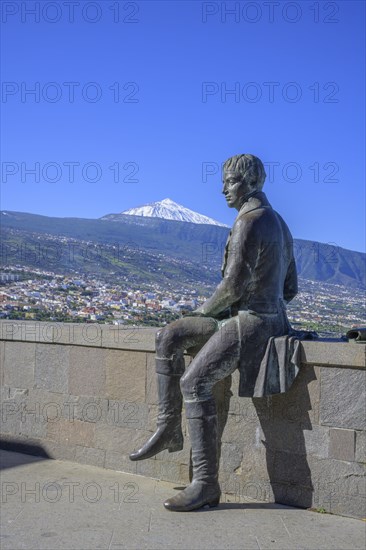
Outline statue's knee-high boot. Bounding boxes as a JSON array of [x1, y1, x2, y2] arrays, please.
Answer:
[[129, 353, 184, 461], [164, 399, 221, 511]]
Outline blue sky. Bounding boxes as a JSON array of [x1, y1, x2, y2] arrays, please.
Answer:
[[1, 0, 365, 252]]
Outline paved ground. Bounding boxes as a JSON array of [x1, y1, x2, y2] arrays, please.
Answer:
[[0, 450, 365, 550]]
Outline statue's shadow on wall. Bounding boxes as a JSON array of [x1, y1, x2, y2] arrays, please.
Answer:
[[252, 365, 316, 508], [188, 365, 316, 509]]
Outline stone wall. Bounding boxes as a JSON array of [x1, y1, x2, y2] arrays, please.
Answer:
[[0, 321, 365, 519]]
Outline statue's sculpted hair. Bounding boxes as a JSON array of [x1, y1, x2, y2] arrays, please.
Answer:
[[223, 154, 266, 191]]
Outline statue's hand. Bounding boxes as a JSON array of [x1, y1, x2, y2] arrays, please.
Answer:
[[182, 309, 208, 318]]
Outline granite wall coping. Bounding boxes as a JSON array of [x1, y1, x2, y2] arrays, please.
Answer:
[[0, 320, 365, 369]]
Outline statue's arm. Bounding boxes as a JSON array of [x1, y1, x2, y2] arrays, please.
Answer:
[[193, 219, 252, 318], [283, 256, 298, 303]]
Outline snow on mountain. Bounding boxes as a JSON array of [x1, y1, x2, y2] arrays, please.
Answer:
[[118, 198, 229, 227]]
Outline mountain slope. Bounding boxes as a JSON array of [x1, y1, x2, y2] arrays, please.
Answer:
[[1, 210, 365, 289]]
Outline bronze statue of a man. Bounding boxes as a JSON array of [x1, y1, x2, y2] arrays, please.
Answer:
[[129, 154, 298, 512]]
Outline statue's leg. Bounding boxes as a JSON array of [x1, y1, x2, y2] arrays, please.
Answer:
[[129, 317, 218, 461], [164, 317, 240, 511]]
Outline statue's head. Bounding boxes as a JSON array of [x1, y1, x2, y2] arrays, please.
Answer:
[[222, 154, 266, 209]]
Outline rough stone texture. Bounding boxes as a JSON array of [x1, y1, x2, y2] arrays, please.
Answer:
[[320, 368, 366, 430], [355, 430, 365, 464], [308, 456, 366, 518], [101, 324, 157, 351], [94, 423, 150, 455], [68, 347, 106, 397], [104, 450, 138, 474], [62, 395, 109, 424], [106, 399, 148, 430], [3, 342, 35, 388], [74, 445, 106, 468], [55, 322, 103, 347], [329, 428, 356, 462], [0, 341, 4, 386], [41, 440, 77, 461], [47, 418, 95, 447], [0, 321, 58, 344], [146, 353, 158, 405], [301, 340, 366, 368], [105, 350, 146, 402], [35, 344, 69, 393]]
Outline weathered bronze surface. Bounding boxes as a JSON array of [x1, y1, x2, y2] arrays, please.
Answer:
[[129, 154, 298, 512]]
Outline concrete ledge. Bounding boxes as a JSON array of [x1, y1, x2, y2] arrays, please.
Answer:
[[0, 320, 157, 351], [1, 321, 365, 368]]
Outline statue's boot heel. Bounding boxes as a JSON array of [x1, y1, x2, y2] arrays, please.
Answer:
[[129, 355, 185, 462], [163, 480, 221, 512], [168, 436, 183, 453]]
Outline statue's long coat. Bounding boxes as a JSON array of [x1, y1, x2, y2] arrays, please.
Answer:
[[198, 191, 298, 397]]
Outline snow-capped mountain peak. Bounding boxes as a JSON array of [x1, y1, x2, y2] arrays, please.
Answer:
[[119, 198, 229, 227]]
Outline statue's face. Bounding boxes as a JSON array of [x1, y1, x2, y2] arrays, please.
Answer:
[[222, 170, 250, 209]]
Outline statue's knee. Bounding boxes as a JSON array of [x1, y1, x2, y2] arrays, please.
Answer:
[[179, 372, 190, 397], [156, 326, 174, 355], [155, 327, 167, 348], [180, 372, 197, 399]]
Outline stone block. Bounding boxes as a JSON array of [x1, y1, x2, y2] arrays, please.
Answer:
[[1, 403, 21, 435], [101, 324, 157, 351], [104, 450, 137, 475], [156, 460, 182, 483], [266, 365, 319, 426], [19, 414, 47, 439], [107, 400, 148, 430], [94, 423, 150, 455], [74, 445, 106, 467], [135, 457, 162, 479], [309, 455, 366, 517], [320, 368, 366, 430], [12, 388, 66, 426], [105, 349, 146, 402], [301, 340, 366, 368], [53, 322, 102, 347], [355, 430, 365, 464], [0, 388, 70, 444], [303, 425, 330, 458], [219, 442, 243, 472], [329, 428, 355, 462], [178, 463, 191, 484], [0, 321, 22, 341], [0, 341, 4, 385], [0, 321, 62, 344], [63, 395, 109, 424], [42, 441, 77, 461], [222, 474, 273, 503], [3, 342, 35, 389], [46, 418, 95, 447], [233, 441, 269, 484], [69, 347, 105, 397], [35, 344, 69, 393]]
